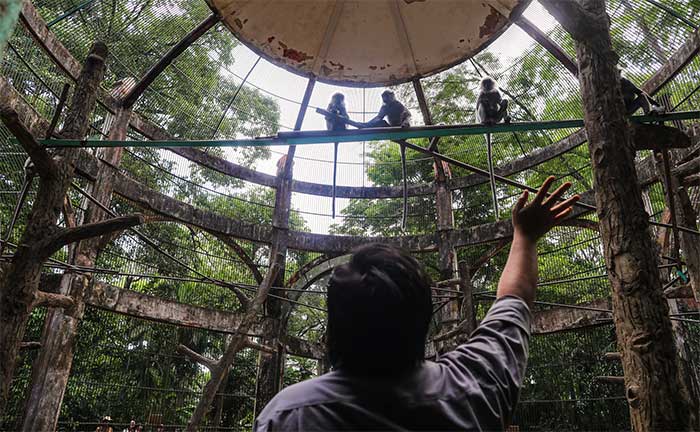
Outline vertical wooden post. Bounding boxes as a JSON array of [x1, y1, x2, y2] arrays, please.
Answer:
[[412, 79, 460, 353], [676, 187, 700, 301], [21, 81, 132, 431], [540, 1, 698, 429], [254, 78, 315, 416]]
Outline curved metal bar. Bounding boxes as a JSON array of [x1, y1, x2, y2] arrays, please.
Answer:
[[211, 56, 261, 139]]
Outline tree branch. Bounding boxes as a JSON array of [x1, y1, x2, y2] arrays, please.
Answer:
[[211, 232, 264, 284], [38, 214, 145, 256], [31, 290, 75, 310], [0, 105, 56, 177], [177, 344, 218, 371], [20, 342, 42, 350]]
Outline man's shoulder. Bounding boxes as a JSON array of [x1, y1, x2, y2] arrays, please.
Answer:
[[260, 371, 348, 415]]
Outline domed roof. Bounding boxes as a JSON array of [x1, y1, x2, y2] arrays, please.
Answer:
[[209, 0, 531, 86]]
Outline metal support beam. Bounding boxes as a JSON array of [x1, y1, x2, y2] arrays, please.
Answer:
[[515, 16, 578, 76], [39, 111, 700, 148], [122, 14, 221, 108]]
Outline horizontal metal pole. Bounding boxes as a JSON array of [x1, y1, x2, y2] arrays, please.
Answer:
[[36, 111, 700, 148]]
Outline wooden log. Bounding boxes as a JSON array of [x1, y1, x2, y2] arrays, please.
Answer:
[[632, 123, 691, 151], [596, 376, 626, 385], [664, 284, 695, 299], [531, 298, 611, 335], [604, 352, 622, 361], [20, 341, 42, 350], [539, 1, 698, 429]]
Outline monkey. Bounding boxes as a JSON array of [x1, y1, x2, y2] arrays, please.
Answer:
[[276, 154, 292, 176], [362, 90, 411, 228], [620, 77, 666, 115], [476, 77, 511, 125], [326, 93, 349, 131], [325, 93, 348, 219], [363, 90, 411, 128]]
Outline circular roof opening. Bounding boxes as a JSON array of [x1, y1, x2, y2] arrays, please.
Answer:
[[209, 0, 532, 86]]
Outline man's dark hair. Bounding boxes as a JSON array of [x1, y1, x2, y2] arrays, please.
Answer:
[[327, 243, 433, 375]]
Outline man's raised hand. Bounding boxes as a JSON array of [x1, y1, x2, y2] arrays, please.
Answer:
[[512, 176, 580, 242]]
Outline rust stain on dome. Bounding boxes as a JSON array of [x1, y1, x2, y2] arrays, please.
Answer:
[[479, 7, 505, 39], [211, 0, 531, 85]]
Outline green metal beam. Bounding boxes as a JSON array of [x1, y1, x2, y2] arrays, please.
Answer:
[[37, 111, 700, 148], [0, 0, 23, 64]]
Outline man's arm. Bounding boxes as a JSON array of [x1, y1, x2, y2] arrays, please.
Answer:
[[437, 177, 579, 429], [497, 176, 580, 306]]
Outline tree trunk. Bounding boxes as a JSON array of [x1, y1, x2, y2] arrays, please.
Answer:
[[434, 178, 460, 354], [21, 104, 130, 431], [540, 1, 698, 429], [676, 187, 700, 301], [0, 42, 107, 412]]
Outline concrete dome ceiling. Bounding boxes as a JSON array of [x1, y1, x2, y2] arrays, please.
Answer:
[[209, 0, 532, 86]]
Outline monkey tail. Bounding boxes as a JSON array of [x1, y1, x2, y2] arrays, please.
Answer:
[[485, 133, 499, 220], [400, 142, 408, 230], [332, 142, 338, 219]]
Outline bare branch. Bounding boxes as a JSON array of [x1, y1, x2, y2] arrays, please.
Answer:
[[39, 214, 145, 256], [177, 344, 218, 371], [560, 218, 599, 231], [211, 232, 264, 284], [32, 290, 75, 310], [0, 105, 56, 177], [62, 196, 77, 228], [20, 342, 42, 350]]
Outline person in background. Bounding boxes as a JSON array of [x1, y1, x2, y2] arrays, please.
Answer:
[[95, 416, 113, 432], [123, 419, 136, 432], [254, 177, 579, 431]]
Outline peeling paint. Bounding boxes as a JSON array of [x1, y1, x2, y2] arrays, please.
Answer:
[[459, 38, 465, 43], [267, 36, 275, 43], [320, 65, 332, 76], [234, 18, 243, 29], [282, 47, 313, 62], [479, 6, 503, 39], [329, 60, 345, 70], [369, 65, 377, 70]]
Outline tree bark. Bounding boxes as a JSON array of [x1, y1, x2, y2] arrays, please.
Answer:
[[253, 80, 315, 418], [20, 80, 137, 431], [676, 187, 700, 301], [0, 42, 108, 412], [540, 0, 698, 429]]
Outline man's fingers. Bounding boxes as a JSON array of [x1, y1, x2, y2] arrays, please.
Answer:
[[551, 195, 580, 214], [553, 207, 574, 223], [513, 190, 529, 214], [533, 176, 555, 205], [542, 182, 572, 208]]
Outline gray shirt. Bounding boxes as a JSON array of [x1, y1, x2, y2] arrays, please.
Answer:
[[254, 296, 531, 431]]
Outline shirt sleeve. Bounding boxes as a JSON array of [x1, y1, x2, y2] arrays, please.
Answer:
[[437, 295, 531, 430]]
